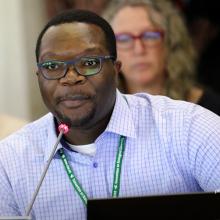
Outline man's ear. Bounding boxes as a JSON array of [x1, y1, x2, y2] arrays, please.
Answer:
[[36, 68, 40, 76], [114, 60, 122, 75]]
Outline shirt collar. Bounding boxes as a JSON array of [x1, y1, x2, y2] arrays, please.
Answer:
[[44, 90, 137, 162], [44, 113, 63, 163], [105, 90, 137, 138]]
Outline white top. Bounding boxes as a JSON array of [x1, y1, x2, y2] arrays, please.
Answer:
[[67, 142, 96, 156]]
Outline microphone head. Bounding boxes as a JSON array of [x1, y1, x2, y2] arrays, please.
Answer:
[[58, 123, 69, 134]]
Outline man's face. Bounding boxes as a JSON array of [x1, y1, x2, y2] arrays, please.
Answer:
[[37, 22, 120, 128]]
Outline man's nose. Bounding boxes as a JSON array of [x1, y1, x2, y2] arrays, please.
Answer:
[[133, 38, 146, 55], [59, 66, 86, 85]]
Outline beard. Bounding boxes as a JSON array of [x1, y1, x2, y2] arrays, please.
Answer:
[[54, 104, 96, 128]]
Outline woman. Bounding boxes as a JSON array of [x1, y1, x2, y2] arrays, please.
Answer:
[[103, 0, 220, 115]]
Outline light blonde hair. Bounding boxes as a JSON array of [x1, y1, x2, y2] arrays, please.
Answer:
[[103, 0, 197, 100]]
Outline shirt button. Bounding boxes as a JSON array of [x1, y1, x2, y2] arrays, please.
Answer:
[[93, 162, 98, 168]]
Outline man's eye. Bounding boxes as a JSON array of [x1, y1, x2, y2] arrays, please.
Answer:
[[83, 59, 99, 67], [42, 62, 59, 70]]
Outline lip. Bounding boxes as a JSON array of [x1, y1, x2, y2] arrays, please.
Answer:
[[132, 63, 150, 71], [57, 94, 91, 108]]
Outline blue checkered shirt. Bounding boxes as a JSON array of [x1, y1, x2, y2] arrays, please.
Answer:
[[1, 90, 220, 219]]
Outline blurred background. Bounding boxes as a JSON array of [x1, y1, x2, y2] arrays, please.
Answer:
[[0, 0, 47, 121], [0, 0, 219, 122]]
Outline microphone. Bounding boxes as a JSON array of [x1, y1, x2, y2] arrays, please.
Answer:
[[0, 123, 69, 220]]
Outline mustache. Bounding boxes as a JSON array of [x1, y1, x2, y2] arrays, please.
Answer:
[[55, 93, 94, 104]]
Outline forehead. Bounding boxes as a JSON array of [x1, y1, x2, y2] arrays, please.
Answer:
[[39, 22, 107, 59], [111, 6, 161, 33]]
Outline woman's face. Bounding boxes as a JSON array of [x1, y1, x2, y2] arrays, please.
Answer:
[[111, 6, 167, 88]]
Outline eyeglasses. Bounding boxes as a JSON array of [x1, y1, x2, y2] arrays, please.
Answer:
[[37, 55, 115, 80], [115, 30, 164, 50]]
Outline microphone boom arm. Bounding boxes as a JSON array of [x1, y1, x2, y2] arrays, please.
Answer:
[[25, 124, 69, 216]]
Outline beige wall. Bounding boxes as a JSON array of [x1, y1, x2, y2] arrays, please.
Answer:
[[0, 0, 48, 122]]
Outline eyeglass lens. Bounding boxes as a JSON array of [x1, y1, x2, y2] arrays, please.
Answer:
[[77, 57, 101, 76]]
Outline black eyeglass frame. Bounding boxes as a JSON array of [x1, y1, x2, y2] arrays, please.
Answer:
[[37, 55, 115, 80]]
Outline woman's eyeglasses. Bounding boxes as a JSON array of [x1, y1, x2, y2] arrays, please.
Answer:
[[115, 30, 164, 50]]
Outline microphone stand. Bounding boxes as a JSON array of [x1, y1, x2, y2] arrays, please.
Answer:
[[25, 129, 64, 216], [0, 124, 69, 220]]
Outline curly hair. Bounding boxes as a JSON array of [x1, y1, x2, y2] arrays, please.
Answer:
[[102, 0, 197, 100]]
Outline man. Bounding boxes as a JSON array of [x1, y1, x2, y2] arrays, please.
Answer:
[[0, 9, 220, 220]]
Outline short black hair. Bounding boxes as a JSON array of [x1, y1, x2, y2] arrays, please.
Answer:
[[35, 9, 117, 62]]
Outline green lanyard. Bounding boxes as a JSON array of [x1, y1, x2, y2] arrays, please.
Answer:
[[58, 135, 126, 206]]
